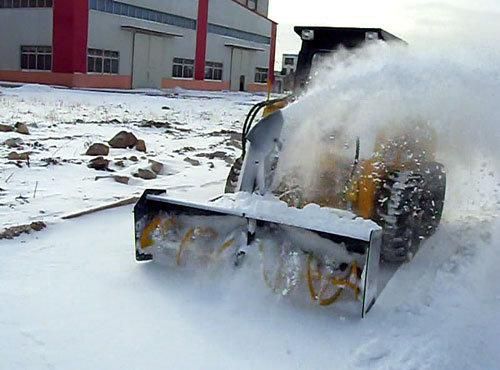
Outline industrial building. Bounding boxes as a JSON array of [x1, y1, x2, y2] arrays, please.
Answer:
[[281, 53, 298, 76], [274, 53, 298, 93], [0, 0, 276, 92]]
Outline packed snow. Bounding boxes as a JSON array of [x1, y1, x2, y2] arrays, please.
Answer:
[[1, 201, 499, 369], [1, 47, 499, 370], [214, 192, 381, 240]]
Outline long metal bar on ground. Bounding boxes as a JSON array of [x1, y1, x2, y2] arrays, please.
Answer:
[[62, 197, 139, 220]]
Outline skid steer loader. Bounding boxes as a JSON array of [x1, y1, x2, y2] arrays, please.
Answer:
[[134, 27, 446, 317]]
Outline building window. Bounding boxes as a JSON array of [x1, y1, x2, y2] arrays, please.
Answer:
[[88, 0, 269, 45], [208, 23, 270, 45], [88, 49, 119, 74], [0, 0, 52, 7], [89, 0, 196, 30], [255, 67, 268, 83], [172, 58, 194, 79], [246, 0, 257, 10], [284, 57, 295, 66], [20, 46, 51, 71], [205, 61, 223, 81]]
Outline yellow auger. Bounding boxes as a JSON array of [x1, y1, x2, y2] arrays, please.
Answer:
[[140, 217, 176, 250], [307, 255, 360, 306]]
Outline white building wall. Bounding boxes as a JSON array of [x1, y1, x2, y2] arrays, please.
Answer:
[[208, 0, 271, 38], [88, 10, 197, 79], [0, 8, 53, 70], [88, 11, 133, 76], [205, 34, 269, 84], [207, 0, 272, 89]]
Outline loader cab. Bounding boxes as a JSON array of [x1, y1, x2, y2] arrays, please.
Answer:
[[293, 27, 406, 92]]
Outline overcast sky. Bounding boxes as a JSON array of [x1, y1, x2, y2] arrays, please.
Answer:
[[268, 0, 500, 67]]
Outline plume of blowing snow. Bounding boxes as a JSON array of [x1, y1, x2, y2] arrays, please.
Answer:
[[279, 41, 500, 218]]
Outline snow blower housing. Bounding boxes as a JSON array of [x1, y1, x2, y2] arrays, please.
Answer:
[[135, 190, 382, 317], [134, 27, 445, 318]]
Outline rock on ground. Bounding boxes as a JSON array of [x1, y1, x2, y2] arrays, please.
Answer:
[[184, 157, 201, 166], [139, 120, 171, 129], [113, 175, 130, 185], [95, 175, 130, 185], [14, 122, 30, 135], [149, 159, 163, 174], [135, 168, 157, 180], [4, 138, 23, 148], [85, 143, 110, 156], [0, 221, 46, 240], [108, 131, 138, 149], [88, 156, 110, 171], [0, 124, 13, 132], [135, 139, 147, 152], [196, 151, 234, 164], [7, 151, 30, 161]]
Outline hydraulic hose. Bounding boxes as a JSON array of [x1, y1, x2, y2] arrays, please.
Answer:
[[241, 96, 292, 157], [350, 137, 361, 180]]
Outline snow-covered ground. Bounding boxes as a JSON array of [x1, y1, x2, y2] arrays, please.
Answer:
[[0, 85, 261, 227], [1, 85, 499, 370], [2, 201, 499, 369]]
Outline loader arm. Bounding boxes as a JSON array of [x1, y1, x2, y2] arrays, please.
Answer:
[[238, 110, 285, 194]]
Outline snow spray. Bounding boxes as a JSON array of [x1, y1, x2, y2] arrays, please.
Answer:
[[279, 41, 500, 219]]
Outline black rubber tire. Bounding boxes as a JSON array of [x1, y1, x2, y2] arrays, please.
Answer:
[[377, 171, 424, 263], [418, 162, 446, 238], [224, 156, 243, 193], [377, 162, 446, 263]]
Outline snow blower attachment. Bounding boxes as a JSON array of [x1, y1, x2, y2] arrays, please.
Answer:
[[135, 190, 382, 317], [134, 27, 446, 317]]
